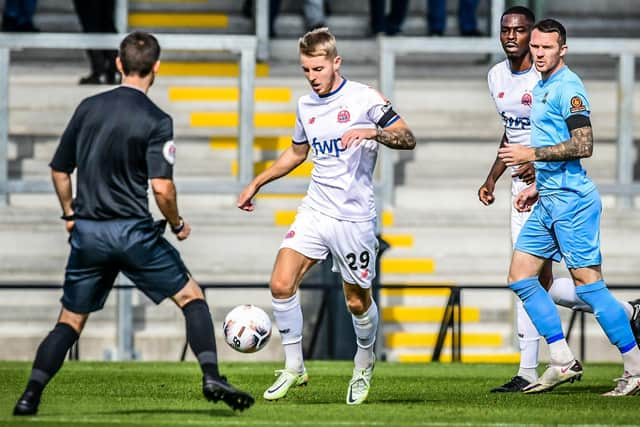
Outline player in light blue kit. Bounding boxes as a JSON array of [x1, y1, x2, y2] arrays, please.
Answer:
[[498, 19, 640, 396]]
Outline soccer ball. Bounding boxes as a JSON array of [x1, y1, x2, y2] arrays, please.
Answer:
[[223, 304, 272, 353]]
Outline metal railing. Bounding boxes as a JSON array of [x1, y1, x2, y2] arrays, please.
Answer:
[[0, 32, 258, 205], [115, 0, 269, 60], [378, 35, 638, 208], [1, 282, 637, 363]]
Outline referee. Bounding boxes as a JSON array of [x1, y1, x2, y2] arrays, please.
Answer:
[[13, 32, 254, 416]]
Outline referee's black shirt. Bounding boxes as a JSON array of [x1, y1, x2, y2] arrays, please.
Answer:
[[50, 86, 175, 220]]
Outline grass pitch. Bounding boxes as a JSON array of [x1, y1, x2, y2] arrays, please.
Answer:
[[0, 361, 636, 426]]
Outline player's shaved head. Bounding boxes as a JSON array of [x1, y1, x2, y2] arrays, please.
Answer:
[[501, 6, 535, 26], [299, 27, 338, 60], [119, 31, 161, 78]]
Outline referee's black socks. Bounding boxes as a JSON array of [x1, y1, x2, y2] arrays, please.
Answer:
[[27, 322, 79, 395], [182, 299, 220, 378]]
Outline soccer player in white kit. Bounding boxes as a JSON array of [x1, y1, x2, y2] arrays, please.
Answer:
[[237, 28, 415, 405], [478, 6, 640, 392]]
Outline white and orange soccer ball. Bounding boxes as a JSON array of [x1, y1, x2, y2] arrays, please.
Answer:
[[222, 305, 272, 353]]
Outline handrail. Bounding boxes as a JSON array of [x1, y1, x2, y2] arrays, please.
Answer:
[[0, 32, 257, 205], [2, 282, 638, 363], [379, 36, 637, 208]]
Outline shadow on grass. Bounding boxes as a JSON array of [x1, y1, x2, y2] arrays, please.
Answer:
[[96, 408, 237, 417]]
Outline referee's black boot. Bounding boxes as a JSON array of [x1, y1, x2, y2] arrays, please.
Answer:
[[13, 390, 40, 416], [490, 375, 531, 393], [202, 374, 255, 411]]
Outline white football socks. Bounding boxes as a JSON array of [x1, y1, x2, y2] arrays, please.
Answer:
[[351, 298, 379, 370], [549, 277, 634, 318], [272, 293, 305, 373], [548, 338, 575, 366], [622, 346, 640, 376], [516, 300, 540, 382]]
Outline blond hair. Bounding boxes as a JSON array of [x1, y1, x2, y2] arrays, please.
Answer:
[[298, 27, 338, 59]]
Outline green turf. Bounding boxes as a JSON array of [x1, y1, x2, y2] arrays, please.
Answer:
[[0, 361, 636, 426]]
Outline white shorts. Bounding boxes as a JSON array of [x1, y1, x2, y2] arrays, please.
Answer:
[[279, 206, 378, 288], [510, 178, 534, 247]]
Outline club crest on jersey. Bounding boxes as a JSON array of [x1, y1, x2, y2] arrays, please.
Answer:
[[162, 140, 176, 165], [337, 109, 350, 123], [498, 91, 505, 99], [285, 230, 295, 239], [309, 117, 316, 124], [521, 92, 532, 107], [311, 137, 347, 158]]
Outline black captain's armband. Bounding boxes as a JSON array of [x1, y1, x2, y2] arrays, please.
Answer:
[[376, 104, 398, 128], [60, 213, 75, 221], [565, 115, 591, 131]]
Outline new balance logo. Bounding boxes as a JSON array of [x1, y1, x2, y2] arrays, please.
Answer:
[[278, 329, 290, 334]]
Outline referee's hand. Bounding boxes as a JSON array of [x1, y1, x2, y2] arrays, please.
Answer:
[[175, 222, 191, 241]]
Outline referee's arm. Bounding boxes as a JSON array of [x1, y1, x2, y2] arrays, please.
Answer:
[[151, 178, 189, 240], [51, 169, 74, 219]]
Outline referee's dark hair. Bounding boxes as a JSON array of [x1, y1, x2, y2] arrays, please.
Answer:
[[119, 31, 161, 78], [501, 6, 535, 26], [533, 18, 566, 46]]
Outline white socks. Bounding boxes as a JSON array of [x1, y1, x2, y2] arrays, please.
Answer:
[[622, 346, 640, 376], [516, 300, 540, 382], [549, 276, 634, 318], [272, 294, 304, 373], [351, 299, 379, 370], [548, 338, 575, 366], [549, 277, 591, 312]]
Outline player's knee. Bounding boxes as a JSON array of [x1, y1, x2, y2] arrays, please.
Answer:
[[58, 309, 88, 334], [172, 278, 204, 308], [270, 277, 295, 299], [508, 270, 530, 284], [345, 295, 367, 315]]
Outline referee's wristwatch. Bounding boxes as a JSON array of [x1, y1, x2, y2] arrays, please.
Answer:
[[170, 217, 185, 234]]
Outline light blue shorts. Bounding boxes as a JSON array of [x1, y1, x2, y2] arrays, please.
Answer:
[[515, 189, 602, 269]]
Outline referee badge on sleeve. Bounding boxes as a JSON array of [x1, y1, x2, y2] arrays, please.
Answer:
[[162, 140, 176, 165]]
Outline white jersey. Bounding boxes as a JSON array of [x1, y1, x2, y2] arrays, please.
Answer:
[[487, 60, 540, 184], [293, 79, 398, 222], [488, 60, 541, 243]]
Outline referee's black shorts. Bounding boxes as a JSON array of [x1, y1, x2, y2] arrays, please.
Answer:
[[61, 217, 190, 314]]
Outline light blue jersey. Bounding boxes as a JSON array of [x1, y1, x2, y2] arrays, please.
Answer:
[[530, 66, 595, 196], [516, 65, 601, 269]]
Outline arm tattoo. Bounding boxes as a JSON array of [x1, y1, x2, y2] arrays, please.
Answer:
[[375, 127, 416, 150], [534, 126, 593, 162]]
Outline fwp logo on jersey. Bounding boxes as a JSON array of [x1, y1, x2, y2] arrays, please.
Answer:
[[311, 137, 347, 158]]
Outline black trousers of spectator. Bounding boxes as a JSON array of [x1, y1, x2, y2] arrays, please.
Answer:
[[73, 0, 118, 79]]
